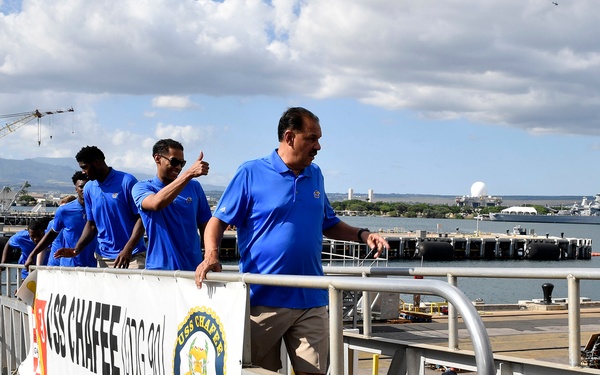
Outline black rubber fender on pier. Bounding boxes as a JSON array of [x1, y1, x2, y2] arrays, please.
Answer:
[[525, 242, 560, 260], [413, 241, 454, 261]]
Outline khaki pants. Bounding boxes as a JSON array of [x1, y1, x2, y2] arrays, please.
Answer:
[[250, 305, 329, 374], [95, 252, 146, 269]]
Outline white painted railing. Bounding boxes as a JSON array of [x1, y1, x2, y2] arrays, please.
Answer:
[[0, 265, 495, 375]]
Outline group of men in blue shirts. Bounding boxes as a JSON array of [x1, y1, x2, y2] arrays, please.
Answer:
[[3, 107, 391, 375], [5, 139, 211, 275]]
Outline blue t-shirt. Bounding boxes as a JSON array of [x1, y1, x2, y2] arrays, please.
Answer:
[[45, 220, 59, 266], [52, 199, 98, 268], [84, 168, 146, 259], [214, 149, 340, 308], [133, 176, 212, 270], [10, 230, 39, 279]]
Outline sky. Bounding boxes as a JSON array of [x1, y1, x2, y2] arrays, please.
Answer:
[[1, 0, 599, 197]]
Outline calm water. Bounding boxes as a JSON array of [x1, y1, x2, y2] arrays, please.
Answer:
[[338, 216, 600, 304]]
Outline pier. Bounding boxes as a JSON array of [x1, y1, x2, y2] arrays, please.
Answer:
[[218, 227, 593, 261], [0, 224, 593, 262]]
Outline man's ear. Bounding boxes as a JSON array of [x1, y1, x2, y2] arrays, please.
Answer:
[[284, 130, 295, 146]]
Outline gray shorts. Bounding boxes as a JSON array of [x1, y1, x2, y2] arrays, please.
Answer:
[[250, 305, 329, 374]]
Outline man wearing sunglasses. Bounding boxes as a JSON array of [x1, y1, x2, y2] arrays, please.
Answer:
[[132, 139, 212, 271]]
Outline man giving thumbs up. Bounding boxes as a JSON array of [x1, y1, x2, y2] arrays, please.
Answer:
[[132, 139, 212, 270]]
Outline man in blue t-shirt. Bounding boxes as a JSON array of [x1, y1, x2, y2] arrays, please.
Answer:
[[195, 107, 390, 375], [26, 172, 98, 270], [36, 195, 77, 267], [1, 219, 46, 279], [55, 146, 146, 268], [132, 139, 212, 270]]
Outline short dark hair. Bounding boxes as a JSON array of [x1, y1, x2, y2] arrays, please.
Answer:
[[28, 218, 48, 232], [71, 171, 88, 185], [76, 146, 105, 164], [277, 107, 319, 141], [152, 139, 184, 156]]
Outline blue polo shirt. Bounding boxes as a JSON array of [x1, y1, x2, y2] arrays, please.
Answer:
[[84, 168, 146, 259], [10, 230, 39, 279], [52, 199, 98, 267], [133, 176, 212, 270], [214, 149, 340, 308]]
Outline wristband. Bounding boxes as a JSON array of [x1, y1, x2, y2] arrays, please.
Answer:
[[357, 228, 370, 243]]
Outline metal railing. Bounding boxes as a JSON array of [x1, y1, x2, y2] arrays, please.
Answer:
[[324, 265, 600, 368], [0, 265, 495, 375]]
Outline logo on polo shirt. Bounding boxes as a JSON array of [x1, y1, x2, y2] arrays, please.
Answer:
[[186, 197, 193, 204], [314, 190, 320, 199], [112, 192, 119, 198]]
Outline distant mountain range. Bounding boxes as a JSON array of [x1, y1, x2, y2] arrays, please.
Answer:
[[0, 157, 226, 193]]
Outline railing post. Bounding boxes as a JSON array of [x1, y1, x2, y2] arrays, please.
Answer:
[[447, 274, 459, 350], [567, 274, 581, 367], [329, 286, 344, 375], [362, 273, 372, 337]]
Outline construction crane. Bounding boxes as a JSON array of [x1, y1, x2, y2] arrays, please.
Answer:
[[0, 108, 74, 145]]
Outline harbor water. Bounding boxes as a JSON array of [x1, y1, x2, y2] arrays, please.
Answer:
[[338, 216, 600, 305]]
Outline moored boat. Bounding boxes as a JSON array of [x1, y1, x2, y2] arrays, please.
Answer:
[[489, 194, 600, 225]]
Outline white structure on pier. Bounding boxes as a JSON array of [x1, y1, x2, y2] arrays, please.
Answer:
[[455, 181, 503, 208]]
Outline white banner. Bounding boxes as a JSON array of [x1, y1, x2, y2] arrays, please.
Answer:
[[29, 269, 246, 375]]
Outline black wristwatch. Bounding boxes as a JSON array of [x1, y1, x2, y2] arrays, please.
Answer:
[[357, 228, 370, 243]]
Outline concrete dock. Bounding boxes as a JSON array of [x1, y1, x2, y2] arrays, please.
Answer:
[[355, 307, 600, 374]]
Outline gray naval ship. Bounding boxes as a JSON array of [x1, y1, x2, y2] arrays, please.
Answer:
[[488, 194, 600, 225]]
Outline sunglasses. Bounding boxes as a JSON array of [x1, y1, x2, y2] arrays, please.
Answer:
[[158, 154, 187, 168]]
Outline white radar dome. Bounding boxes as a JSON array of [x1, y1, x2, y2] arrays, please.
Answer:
[[470, 181, 487, 197]]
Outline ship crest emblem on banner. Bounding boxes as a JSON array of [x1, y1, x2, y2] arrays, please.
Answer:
[[174, 307, 227, 375]]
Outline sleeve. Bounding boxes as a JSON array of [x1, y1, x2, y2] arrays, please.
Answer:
[[132, 181, 152, 211], [213, 166, 250, 227], [8, 232, 21, 247], [51, 210, 65, 233], [84, 185, 94, 222], [322, 193, 341, 230], [123, 174, 140, 215], [317, 168, 340, 230]]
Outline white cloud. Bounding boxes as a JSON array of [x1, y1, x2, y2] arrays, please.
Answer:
[[1, 0, 597, 136], [152, 96, 198, 110], [154, 123, 215, 143]]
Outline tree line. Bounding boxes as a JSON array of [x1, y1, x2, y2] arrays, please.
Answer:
[[330, 200, 552, 219]]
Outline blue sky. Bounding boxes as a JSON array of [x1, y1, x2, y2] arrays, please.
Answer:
[[1, 0, 600, 196]]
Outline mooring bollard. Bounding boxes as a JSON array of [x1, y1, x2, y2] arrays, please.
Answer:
[[542, 282, 554, 305]]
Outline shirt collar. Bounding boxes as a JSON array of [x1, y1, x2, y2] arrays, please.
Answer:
[[269, 149, 313, 178], [152, 175, 166, 188]]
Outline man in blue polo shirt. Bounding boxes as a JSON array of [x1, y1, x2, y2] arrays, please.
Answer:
[[25, 172, 98, 270], [195, 107, 390, 375], [1, 219, 46, 279], [55, 146, 146, 268], [132, 139, 212, 270]]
